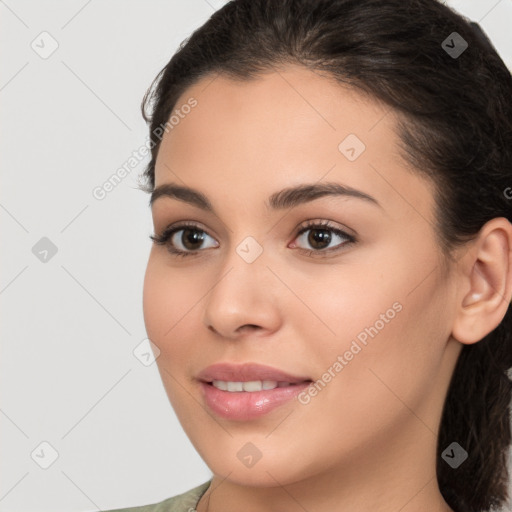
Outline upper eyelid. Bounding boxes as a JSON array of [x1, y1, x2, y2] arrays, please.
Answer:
[[296, 219, 355, 235], [163, 220, 216, 236], [160, 220, 356, 245], [161, 219, 353, 235]]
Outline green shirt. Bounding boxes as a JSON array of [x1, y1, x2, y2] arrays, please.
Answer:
[[104, 480, 212, 512]]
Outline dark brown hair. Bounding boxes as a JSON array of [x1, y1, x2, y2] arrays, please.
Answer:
[[138, 1, 512, 510]]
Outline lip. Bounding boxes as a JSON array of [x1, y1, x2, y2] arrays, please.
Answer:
[[197, 362, 311, 384], [196, 362, 312, 421]]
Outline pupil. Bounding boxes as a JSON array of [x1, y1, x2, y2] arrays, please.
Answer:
[[309, 228, 331, 249], [183, 228, 204, 250]]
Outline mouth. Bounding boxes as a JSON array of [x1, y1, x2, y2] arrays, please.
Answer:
[[196, 362, 313, 421], [197, 361, 312, 384], [206, 380, 310, 392]]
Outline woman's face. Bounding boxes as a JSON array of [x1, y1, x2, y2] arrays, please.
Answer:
[[143, 64, 463, 488]]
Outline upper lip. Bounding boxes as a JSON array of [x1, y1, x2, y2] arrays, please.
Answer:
[[197, 362, 312, 383]]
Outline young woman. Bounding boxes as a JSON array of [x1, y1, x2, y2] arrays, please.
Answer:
[[107, 1, 512, 511]]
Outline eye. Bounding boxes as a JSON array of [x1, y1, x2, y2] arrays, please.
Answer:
[[149, 222, 218, 258], [150, 219, 357, 258], [290, 220, 356, 257]]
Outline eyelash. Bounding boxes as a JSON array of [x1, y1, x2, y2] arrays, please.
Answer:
[[149, 220, 357, 259]]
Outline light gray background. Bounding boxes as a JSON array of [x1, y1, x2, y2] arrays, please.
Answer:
[[1, 1, 511, 511]]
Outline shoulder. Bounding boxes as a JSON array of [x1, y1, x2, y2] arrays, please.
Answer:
[[102, 480, 212, 512]]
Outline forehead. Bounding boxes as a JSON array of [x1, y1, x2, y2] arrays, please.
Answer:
[[154, 64, 435, 222], [158, 65, 389, 163]]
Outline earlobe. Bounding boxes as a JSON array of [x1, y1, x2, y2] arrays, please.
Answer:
[[451, 217, 512, 345]]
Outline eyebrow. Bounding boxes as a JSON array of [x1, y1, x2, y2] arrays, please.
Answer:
[[149, 181, 382, 212]]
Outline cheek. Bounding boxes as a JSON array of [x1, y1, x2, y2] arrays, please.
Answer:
[[286, 262, 401, 360], [293, 245, 450, 406], [142, 255, 203, 343], [282, 271, 450, 469], [142, 257, 204, 407], [142, 259, 170, 342]]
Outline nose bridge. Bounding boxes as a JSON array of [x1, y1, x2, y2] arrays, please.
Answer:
[[211, 231, 271, 303], [201, 230, 281, 337]]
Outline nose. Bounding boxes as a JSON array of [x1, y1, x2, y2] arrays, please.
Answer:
[[202, 250, 282, 341]]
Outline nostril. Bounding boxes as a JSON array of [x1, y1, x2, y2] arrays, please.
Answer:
[[238, 324, 260, 333]]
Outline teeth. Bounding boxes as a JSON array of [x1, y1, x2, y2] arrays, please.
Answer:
[[242, 380, 262, 392], [212, 380, 281, 392], [227, 381, 243, 392], [213, 380, 228, 391]]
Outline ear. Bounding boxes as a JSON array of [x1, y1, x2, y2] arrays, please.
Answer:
[[451, 217, 512, 345]]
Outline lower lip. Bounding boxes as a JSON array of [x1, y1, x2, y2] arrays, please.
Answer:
[[200, 381, 311, 421]]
